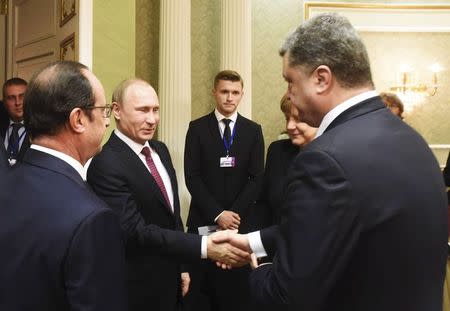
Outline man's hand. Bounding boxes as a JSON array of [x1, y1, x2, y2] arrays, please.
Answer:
[[211, 229, 251, 253], [207, 230, 250, 267], [217, 211, 241, 230], [249, 253, 258, 270], [181, 272, 190, 297]]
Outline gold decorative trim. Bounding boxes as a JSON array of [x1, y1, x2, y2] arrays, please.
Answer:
[[60, 0, 76, 27], [0, 0, 8, 15], [60, 33, 76, 61], [304, 2, 450, 21]]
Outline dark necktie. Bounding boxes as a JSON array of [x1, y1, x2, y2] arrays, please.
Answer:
[[7, 123, 23, 159], [223, 119, 231, 144], [141, 146, 172, 212]]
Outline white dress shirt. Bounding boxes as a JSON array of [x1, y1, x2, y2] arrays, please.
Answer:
[[249, 90, 379, 258], [214, 109, 238, 139]]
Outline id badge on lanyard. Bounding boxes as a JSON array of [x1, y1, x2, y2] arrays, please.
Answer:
[[219, 122, 236, 168]]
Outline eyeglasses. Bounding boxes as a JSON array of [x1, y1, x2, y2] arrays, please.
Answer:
[[84, 105, 112, 118]]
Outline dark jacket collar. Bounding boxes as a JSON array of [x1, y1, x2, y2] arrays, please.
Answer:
[[23, 148, 86, 189], [325, 96, 385, 133]]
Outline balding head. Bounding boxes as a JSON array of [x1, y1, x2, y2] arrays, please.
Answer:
[[24, 61, 95, 138]]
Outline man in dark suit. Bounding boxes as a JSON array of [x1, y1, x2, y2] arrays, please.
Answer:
[[215, 13, 448, 311], [0, 101, 8, 172], [0, 61, 127, 310], [87, 79, 248, 311], [1, 77, 31, 166], [184, 70, 264, 311]]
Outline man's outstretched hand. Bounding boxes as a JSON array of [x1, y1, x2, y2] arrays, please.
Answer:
[[207, 230, 251, 268]]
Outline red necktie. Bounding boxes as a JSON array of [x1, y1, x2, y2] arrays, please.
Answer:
[[141, 146, 172, 211]]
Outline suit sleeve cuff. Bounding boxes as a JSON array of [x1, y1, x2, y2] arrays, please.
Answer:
[[201, 236, 208, 259], [247, 231, 267, 258], [214, 211, 225, 223]]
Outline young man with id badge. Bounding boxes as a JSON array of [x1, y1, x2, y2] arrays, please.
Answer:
[[183, 70, 264, 311]]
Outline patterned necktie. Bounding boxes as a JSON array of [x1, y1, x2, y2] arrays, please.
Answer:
[[7, 123, 23, 159], [141, 146, 172, 212], [222, 119, 231, 144]]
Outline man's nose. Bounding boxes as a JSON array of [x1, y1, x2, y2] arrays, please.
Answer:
[[146, 112, 156, 124]]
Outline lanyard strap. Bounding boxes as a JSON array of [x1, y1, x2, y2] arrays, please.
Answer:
[[222, 122, 236, 155]]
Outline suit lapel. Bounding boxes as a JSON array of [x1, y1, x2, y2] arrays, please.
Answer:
[[17, 132, 30, 160], [208, 112, 227, 155], [229, 114, 244, 155], [0, 134, 7, 166], [109, 133, 173, 215], [149, 140, 178, 215]]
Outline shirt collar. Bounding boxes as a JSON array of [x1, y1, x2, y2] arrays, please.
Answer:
[[9, 119, 24, 126], [114, 128, 151, 156], [30, 144, 87, 181], [315, 90, 378, 138], [214, 109, 238, 123]]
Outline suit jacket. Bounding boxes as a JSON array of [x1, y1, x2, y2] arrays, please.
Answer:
[[0, 134, 8, 172], [250, 97, 448, 311], [0, 149, 127, 311], [255, 139, 300, 229], [0, 121, 31, 166], [184, 112, 264, 233], [87, 132, 202, 311], [443, 151, 450, 203]]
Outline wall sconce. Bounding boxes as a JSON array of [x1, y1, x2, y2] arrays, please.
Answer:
[[389, 63, 442, 113], [0, 0, 7, 15]]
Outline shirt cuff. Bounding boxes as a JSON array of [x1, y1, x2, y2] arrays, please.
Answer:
[[247, 231, 267, 258], [214, 211, 225, 223], [201, 235, 208, 259]]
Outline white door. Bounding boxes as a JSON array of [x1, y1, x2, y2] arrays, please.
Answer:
[[6, 0, 81, 81]]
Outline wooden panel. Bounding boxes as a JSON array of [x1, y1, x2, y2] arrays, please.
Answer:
[[15, 36, 56, 62], [15, 0, 55, 47], [16, 53, 54, 81]]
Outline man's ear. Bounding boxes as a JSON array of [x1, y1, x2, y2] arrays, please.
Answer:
[[112, 102, 121, 120], [68, 108, 86, 134], [313, 65, 332, 94]]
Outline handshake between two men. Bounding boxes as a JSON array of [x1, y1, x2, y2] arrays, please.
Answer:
[[206, 230, 259, 269]]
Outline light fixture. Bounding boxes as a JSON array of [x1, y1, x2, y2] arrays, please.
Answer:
[[389, 63, 442, 113]]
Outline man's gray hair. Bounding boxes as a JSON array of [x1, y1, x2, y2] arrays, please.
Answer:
[[280, 13, 373, 89]]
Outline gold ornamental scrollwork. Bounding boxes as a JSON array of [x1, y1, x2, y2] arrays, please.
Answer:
[[60, 33, 76, 61], [60, 0, 76, 27]]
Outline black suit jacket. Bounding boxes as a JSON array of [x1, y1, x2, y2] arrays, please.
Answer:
[[87, 132, 202, 311], [443, 152, 450, 203], [0, 121, 31, 166], [0, 135, 8, 172], [255, 139, 299, 228], [0, 149, 127, 311], [250, 97, 448, 311], [184, 112, 264, 233]]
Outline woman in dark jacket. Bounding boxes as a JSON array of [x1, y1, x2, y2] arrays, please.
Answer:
[[255, 95, 317, 228]]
